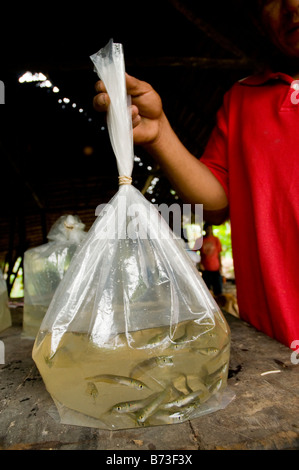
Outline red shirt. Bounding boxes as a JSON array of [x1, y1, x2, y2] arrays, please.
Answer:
[[200, 71, 299, 348], [200, 235, 222, 271]]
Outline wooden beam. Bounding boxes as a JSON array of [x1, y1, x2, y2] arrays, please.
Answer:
[[7, 55, 255, 74], [130, 57, 254, 69], [167, 0, 249, 60]]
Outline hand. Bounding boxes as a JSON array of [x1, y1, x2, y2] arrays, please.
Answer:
[[93, 73, 164, 146]]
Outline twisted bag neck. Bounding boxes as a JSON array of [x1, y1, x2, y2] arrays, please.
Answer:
[[118, 175, 132, 185], [90, 40, 134, 182]]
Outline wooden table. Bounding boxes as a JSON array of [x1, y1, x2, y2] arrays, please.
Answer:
[[0, 306, 298, 451]]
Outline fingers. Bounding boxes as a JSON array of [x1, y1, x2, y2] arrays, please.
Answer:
[[125, 73, 152, 95], [131, 104, 141, 128], [93, 75, 151, 112], [125, 73, 161, 118], [94, 80, 105, 93], [93, 74, 159, 124], [93, 80, 110, 111], [93, 93, 110, 112]]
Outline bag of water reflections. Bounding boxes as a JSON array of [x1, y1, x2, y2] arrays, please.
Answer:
[[23, 214, 86, 338], [32, 40, 233, 430], [0, 268, 11, 333]]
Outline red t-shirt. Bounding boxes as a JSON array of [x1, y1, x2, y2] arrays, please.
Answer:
[[200, 71, 299, 348], [200, 235, 222, 271]]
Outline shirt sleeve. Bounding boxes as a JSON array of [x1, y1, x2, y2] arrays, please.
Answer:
[[200, 93, 229, 200]]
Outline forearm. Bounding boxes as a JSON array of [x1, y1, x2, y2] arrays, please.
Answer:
[[143, 113, 228, 211]]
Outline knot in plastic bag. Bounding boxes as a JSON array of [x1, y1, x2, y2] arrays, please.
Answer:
[[47, 215, 86, 244]]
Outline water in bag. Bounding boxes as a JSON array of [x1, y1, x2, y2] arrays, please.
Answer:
[[32, 40, 231, 430]]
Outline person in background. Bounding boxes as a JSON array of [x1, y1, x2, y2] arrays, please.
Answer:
[[195, 223, 223, 296], [93, 0, 299, 348]]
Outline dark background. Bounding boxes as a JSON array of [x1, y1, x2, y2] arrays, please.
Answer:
[[0, 0, 270, 291]]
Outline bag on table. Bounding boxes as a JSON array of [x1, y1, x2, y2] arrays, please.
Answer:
[[0, 269, 12, 332], [32, 40, 232, 430], [23, 214, 86, 338]]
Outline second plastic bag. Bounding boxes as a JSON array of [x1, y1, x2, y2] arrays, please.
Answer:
[[0, 269, 11, 333], [23, 215, 86, 338], [32, 40, 231, 430]]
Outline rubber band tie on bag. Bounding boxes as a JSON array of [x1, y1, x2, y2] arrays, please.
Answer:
[[118, 175, 132, 185]]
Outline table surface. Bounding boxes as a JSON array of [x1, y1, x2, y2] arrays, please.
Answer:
[[0, 306, 298, 451]]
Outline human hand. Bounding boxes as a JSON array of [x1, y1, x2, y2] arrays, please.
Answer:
[[93, 73, 164, 146]]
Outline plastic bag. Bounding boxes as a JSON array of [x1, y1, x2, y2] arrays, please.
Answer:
[[23, 214, 86, 338], [32, 40, 231, 430], [0, 269, 11, 332]]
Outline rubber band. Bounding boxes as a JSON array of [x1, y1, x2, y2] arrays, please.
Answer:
[[118, 175, 132, 185]]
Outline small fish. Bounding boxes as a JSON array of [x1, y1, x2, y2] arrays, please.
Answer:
[[84, 374, 149, 390], [151, 409, 186, 424], [152, 402, 199, 424], [147, 331, 169, 346], [172, 373, 193, 395], [44, 349, 60, 367], [44, 346, 73, 367], [136, 388, 170, 423], [44, 355, 54, 368], [85, 382, 98, 400], [161, 389, 205, 409], [191, 347, 220, 356], [195, 324, 216, 338], [195, 322, 214, 332], [129, 356, 173, 378], [203, 362, 228, 385], [208, 378, 223, 394], [170, 326, 189, 349], [181, 373, 193, 394], [111, 393, 159, 414]]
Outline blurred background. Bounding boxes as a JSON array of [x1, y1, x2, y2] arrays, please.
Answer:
[[0, 0, 268, 297]]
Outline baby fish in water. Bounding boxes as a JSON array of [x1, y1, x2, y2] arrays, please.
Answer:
[[208, 378, 223, 394], [147, 331, 169, 346], [136, 388, 170, 424], [169, 327, 189, 349], [172, 373, 193, 395], [85, 382, 98, 400], [203, 362, 228, 385], [129, 356, 173, 378], [152, 402, 199, 424], [191, 347, 219, 356], [161, 389, 205, 409], [84, 374, 149, 390], [111, 393, 159, 414], [152, 409, 185, 424]]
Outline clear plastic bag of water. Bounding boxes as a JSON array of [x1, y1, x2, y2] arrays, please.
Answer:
[[32, 40, 232, 430]]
